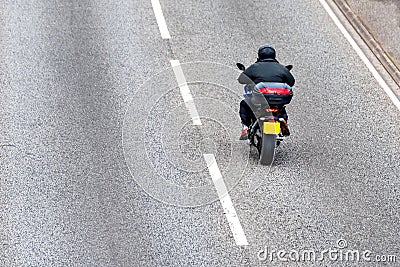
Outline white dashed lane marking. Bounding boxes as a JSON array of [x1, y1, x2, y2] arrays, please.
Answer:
[[151, 0, 171, 39], [151, 1, 248, 247], [170, 59, 202, 126], [203, 154, 249, 246]]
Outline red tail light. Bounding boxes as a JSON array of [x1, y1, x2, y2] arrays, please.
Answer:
[[266, 108, 279, 113], [258, 87, 292, 95]]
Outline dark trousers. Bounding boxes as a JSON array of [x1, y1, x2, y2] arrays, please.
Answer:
[[239, 99, 288, 127], [239, 99, 255, 127]]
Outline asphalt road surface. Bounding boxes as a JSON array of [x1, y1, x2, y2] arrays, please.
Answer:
[[0, 0, 399, 266]]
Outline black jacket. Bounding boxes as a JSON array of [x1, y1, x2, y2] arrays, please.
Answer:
[[238, 59, 295, 87]]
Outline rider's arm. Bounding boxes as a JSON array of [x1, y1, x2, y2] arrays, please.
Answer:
[[238, 67, 254, 84], [238, 72, 252, 84], [284, 69, 295, 87]]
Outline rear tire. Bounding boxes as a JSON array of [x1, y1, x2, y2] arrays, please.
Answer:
[[259, 134, 276, 165]]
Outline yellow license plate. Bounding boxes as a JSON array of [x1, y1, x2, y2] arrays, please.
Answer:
[[263, 121, 280, 134]]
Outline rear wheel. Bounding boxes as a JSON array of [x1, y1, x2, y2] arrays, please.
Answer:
[[251, 123, 276, 165], [259, 134, 276, 165]]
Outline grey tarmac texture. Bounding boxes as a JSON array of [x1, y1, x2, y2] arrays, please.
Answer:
[[0, 0, 399, 266], [346, 0, 400, 68]]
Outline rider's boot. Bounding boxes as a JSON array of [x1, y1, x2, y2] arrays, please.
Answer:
[[239, 125, 249, 140], [279, 118, 290, 136]]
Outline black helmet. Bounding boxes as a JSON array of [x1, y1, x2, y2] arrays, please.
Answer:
[[258, 44, 276, 60]]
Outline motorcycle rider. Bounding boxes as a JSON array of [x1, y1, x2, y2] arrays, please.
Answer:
[[238, 44, 295, 140]]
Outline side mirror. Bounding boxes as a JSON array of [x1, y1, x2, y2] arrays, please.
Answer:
[[236, 63, 246, 71], [285, 65, 293, 71]]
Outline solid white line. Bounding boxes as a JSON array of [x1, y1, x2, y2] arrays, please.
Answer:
[[318, 0, 400, 111], [170, 60, 202, 125], [203, 154, 249, 246], [151, 0, 171, 39]]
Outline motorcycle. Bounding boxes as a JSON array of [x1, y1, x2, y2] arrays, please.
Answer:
[[236, 63, 294, 165]]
